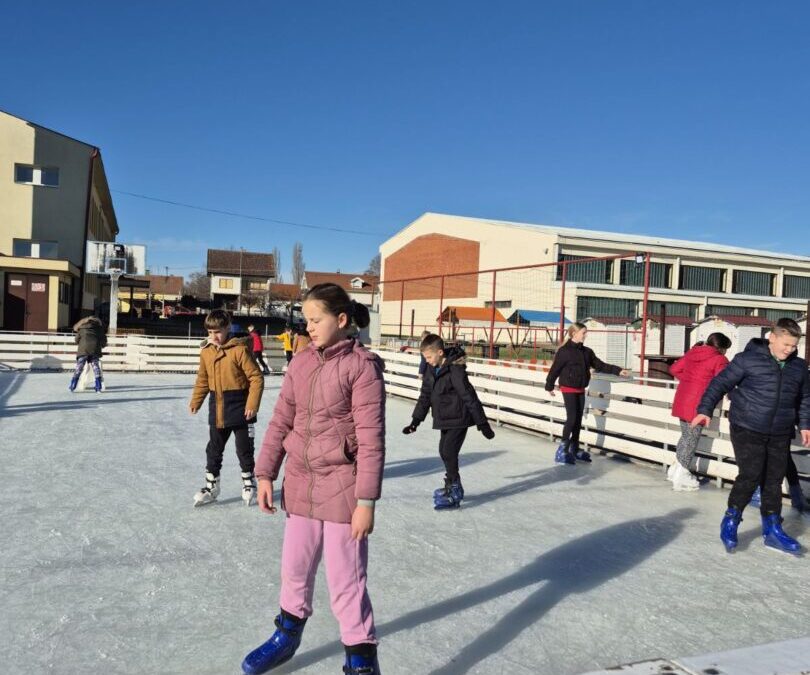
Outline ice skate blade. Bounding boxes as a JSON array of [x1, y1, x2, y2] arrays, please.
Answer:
[[763, 542, 802, 557], [193, 498, 217, 508], [672, 485, 700, 492]]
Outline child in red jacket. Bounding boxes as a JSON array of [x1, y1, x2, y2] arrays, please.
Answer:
[[668, 333, 731, 490]]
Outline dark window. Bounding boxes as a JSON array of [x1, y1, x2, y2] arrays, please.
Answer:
[[783, 275, 810, 300], [732, 270, 774, 296], [14, 165, 34, 183], [680, 265, 725, 292], [484, 300, 512, 308], [14, 164, 59, 187], [646, 301, 697, 320], [619, 260, 671, 288], [706, 305, 756, 317], [576, 296, 637, 321], [759, 308, 802, 322], [13, 239, 58, 259], [12, 239, 32, 256], [557, 254, 612, 284]]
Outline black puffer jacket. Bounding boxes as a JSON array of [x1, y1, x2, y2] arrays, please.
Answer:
[[412, 347, 488, 430], [698, 338, 810, 435], [544, 340, 622, 391], [73, 316, 107, 358]]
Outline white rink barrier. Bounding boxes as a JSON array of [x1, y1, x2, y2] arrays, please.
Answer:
[[0, 331, 286, 373], [373, 348, 809, 490]]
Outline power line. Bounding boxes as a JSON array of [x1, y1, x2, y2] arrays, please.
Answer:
[[112, 189, 389, 237]]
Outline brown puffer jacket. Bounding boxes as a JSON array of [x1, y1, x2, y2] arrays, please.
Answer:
[[189, 335, 264, 428], [73, 316, 107, 358]]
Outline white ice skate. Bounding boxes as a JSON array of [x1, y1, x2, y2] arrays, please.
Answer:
[[193, 472, 221, 506], [242, 472, 257, 506], [671, 464, 700, 492], [666, 463, 676, 482]]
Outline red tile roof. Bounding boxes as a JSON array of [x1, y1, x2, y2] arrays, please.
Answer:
[[206, 249, 275, 277], [701, 314, 774, 327], [268, 283, 301, 301], [133, 275, 184, 296]]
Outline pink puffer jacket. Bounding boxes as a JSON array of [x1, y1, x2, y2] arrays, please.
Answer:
[[256, 338, 386, 523]]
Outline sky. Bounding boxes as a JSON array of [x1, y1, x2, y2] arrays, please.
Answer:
[[3, 1, 810, 281]]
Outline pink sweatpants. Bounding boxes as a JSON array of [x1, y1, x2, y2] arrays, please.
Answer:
[[279, 513, 377, 646]]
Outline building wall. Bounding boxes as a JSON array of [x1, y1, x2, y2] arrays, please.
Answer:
[[379, 213, 810, 337], [0, 114, 36, 255]]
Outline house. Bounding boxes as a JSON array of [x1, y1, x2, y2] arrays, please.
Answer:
[[0, 109, 119, 331], [119, 274, 185, 316], [301, 272, 379, 308], [691, 315, 774, 360], [206, 249, 276, 312]]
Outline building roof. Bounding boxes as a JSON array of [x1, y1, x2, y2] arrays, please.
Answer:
[[633, 315, 696, 326], [395, 213, 810, 265], [440, 306, 508, 323], [206, 249, 275, 277], [268, 283, 301, 301], [583, 316, 633, 326], [507, 309, 571, 325], [303, 272, 379, 293], [697, 314, 774, 327], [134, 275, 184, 296]]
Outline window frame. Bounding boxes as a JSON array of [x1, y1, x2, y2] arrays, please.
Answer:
[[14, 163, 60, 188]]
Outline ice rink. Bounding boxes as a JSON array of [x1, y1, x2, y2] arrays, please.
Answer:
[[2, 371, 808, 675]]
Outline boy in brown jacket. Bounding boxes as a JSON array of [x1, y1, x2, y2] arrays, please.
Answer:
[[189, 310, 264, 506]]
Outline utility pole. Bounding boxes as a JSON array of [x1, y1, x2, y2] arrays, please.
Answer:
[[162, 266, 168, 316], [238, 248, 244, 314]]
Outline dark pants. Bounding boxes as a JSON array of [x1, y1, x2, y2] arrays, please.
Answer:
[[439, 427, 468, 482], [562, 392, 586, 446], [206, 424, 256, 476], [729, 425, 791, 515], [253, 351, 269, 373], [285, 351, 293, 364], [786, 453, 799, 487]]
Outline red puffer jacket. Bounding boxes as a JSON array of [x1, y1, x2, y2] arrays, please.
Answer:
[[256, 338, 386, 523], [670, 344, 729, 421], [249, 329, 264, 352]]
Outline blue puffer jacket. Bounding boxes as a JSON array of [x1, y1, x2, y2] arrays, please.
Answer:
[[697, 338, 810, 435]]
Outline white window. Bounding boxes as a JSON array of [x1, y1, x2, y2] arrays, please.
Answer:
[[351, 277, 364, 289], [14, 164, 59, 187]]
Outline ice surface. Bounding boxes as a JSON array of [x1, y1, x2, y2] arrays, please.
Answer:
[[1, 371, 808, 674]]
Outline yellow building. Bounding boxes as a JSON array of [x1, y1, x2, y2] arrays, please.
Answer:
[[0, 109, 118, 331]]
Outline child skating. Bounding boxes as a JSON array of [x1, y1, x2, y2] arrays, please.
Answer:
[[69, 315, 107, 393], [403, 333, 494, 510], [189, 310, 264, 507], [693, 318, 810, 554], [242, 283, 385, 675]]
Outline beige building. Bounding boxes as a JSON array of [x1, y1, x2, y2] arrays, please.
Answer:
[[0, 109, 118, 331], [379, 213, 810, 337]]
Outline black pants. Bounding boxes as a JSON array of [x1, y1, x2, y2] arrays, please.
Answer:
[[562, 392, 586, 446], [206, 424, 256, 476], [786, 453, 799, 487], [729, 425, 791, 515], [285, 351, 293, 364], [253, 351, 269, 373], [439, 427, 468, 482]]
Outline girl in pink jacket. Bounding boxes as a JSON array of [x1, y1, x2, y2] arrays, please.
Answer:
[[242, 283, 385, 675]]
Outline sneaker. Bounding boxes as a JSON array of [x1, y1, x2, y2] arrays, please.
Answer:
[[193, 472, 221, 506], [672, 464, 700, 492]]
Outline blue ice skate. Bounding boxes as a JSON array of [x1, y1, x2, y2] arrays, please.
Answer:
[[433, 475, 464, 500], [720, 508, 742, 553], [761, 514, 801, 554], [94, 377, 103, 392], [570, 442, 591, 463], [750, 486, 761, 507], [242, 612, 306, 674], [554, 442, 575, 465], [68, 375, 79, 392], [434, 480, 463, 510], [789, 484, 807, 513], [343, 646, 380, 674]]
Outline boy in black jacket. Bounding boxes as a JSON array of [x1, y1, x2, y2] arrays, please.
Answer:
[[693, 318, 810, 554], [403, 334, 495, 509]]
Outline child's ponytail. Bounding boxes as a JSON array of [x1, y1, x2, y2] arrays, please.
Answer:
[[304, 283, 370, 330]]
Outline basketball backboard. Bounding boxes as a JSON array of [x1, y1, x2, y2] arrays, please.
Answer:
[[85, 241, 146, 276]]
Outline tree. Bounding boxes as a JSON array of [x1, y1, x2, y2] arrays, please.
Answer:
[[272, 246, 283, 283], [183, 271, 210, 299], [291, 242, 305, 287], [366, 253, 381, 276]]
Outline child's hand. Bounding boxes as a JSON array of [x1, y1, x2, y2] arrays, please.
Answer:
[[547, 389, 557, 397], [691, 414, 710, 428], [245, 409, 255, 419], [402, 424, 418, 435], [478, 423, 495, 440], [257, 478, 277, 514], [801, 430, 810, 448], [620, 369, 631, 377], [189, 406, 198, 415], [351, 505, 375, 540]]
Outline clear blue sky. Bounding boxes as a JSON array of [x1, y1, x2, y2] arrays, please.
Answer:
[[3, 1, 810, 280]]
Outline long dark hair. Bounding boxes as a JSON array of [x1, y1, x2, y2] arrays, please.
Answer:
[[303, 283, 370, 329]]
